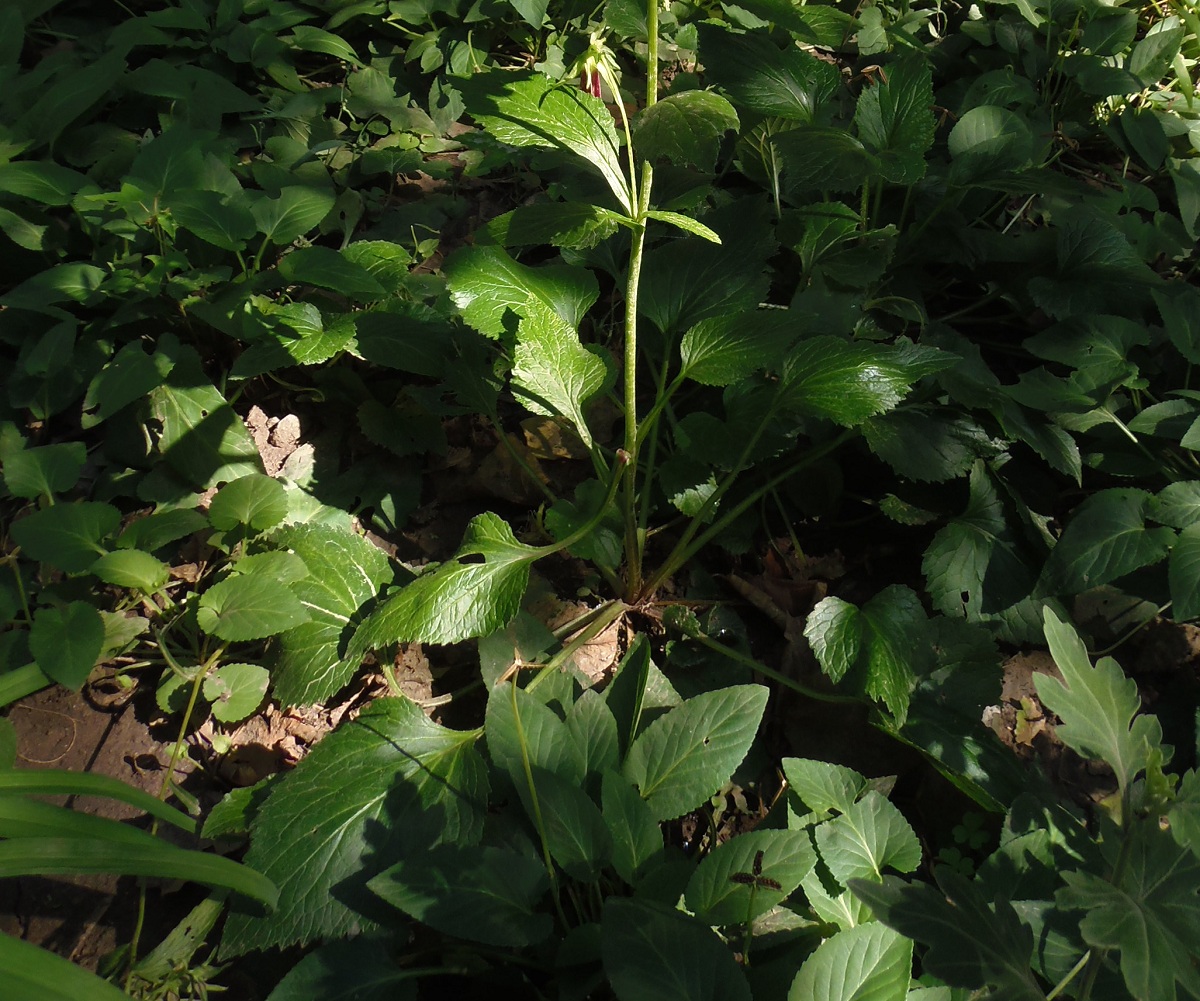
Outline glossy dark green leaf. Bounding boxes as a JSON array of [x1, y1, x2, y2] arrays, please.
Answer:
[[171, 189, 258, 251], [0, 161, 89, 206], [853, 55, 935, 184], [222, 698, 488, 955], [116, 509, 209, 552], [532, 766, 612, 880], [487, 679, 586, 786], [276, 246, 387, 302], [771, 126, 879, 193], [678, 310, 798, 386], [1170, 524, 1200, 621], [83, 340, 175, 428], [863, 410, 999, 482], [485, 202, 627, 249]]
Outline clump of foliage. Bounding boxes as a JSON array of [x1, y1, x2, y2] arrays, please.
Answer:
[[2, 0, 1200, 996]]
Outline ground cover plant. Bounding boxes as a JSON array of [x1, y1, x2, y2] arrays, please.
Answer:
[[2, 0, 1200, 996]]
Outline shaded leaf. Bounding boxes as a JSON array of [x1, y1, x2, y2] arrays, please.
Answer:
[[10, 502, 118, 573], [679, 310, 799, 386], [2, 442, 86, 499], [685, 829, 816, 925], [29, 602, 104, 690], [788, 922, 913, 1001], [208, 474, 289, 532], [633, 91, 739, 169]]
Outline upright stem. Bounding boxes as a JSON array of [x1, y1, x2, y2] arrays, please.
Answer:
[[645, 0, 659, 109]]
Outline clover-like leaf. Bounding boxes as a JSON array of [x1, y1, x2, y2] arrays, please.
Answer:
[[1038, 608, 1166, 794], [351, 513, 541, 650], [221, 698, 488, 955], [623, 685, 767, 821]]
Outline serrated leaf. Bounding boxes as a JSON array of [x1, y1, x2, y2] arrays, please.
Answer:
[[251, 186, 336, 246], [863, 410, 999, 483], [788, 922, 913, 1001], [204, 663, 269, 723], [511, 303, 607, 448], [208, 474, 289, 533], [644, 210, 721, 243], [486, 202, 627, 250], [351, 513, 539, 649], [0, 161, 90, 206], [622, 685, 767, 821], [633, 91, 738, 169], [221, 698, 488, 955], [486, 679, 586, 787], [923, 462, 1038, 619], [1170, 524, 1200, 621], [1037, 489, 1175, 596], [777, 337, 953, 427], [1151, 481, 1200, 529], [29, 602, 104, 690], [849, 870, 1042, 999], [697, 23, 840, 120], [90, 550, 169, 592], [685, 829, 816, 925], [567, 690, 620, 778], [853, 56, 935, 184], [446, 244, 599, 339], [772, 126, 880, 193], [601, 770, 663, 884], [679, 310, 799, 386], [1057, 822, 1200, 1001], [804, 587, 928, 724], [1038, 608, 1165, 793], [815, 791, 921, 885], [268, 524, 394, 708], [602, 898, 751, 1001], [459, 70, 632, 213], [11, 502, 118, 573], [2, 442, 86, 499], [276, 246, 387, 302], [369, 843, 551, 947], [782, 757, 868, 817], [197, 575, 310, 641]]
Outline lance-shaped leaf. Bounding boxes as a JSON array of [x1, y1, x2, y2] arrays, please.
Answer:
[[776, 337, 953, 427], [221, 698, 488, 955], [1037, 489, 1174, 596], [849, 870, 1043, 1000], [511, 303, 607, 448], [623, 685, 767, 821], [459, 70, 632, 214], [1038, 608, 1166, 794], [788, 922, 913, 1001], [351, 513, 540, 650], [633, 91, 739, 170], [814, 791, 921, 885], [446, 244, 599, 338], [1057, 823, 1200, 1001]]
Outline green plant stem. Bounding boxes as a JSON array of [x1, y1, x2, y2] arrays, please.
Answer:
[[1076, 790, 1137, 1001], [691, 632, 860, 705], [645, 0, 659, 108], [533, 450, 626, 559], [1047, 950, 1091, 1001], [527, 599, 628, 693]]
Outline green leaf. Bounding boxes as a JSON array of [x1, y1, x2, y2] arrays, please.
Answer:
[[147, 349, 263, 489], [0, 837, 276, 909], [0, 929, 132, 1001], [1038, 608, 1165, 793], [814, 791, 921, 885], [204, 663, 269, 723], [0, 770, 193, 832], [1153, 286, 1200, 365], [947, 105, 1035, 184], [697, 23, 840, 121], [567, 690, 620, 778], [446, 244, 598, 339], [602, 898, 751, 1001], [771, 126, 879, 193], [487, 679, 587, 786], [287, 25, 363, 65], [853, 55, 935, 184], [604, 635, 654, 756], [1151, 481, 1200, 529], [644, 210, 722, 243], [486, 202, 627, 250], [29, 602, 104, 690], [90, 550, 169, 592], [252, 186, 336, 246], [197, 575, 310, 641], [2, 442, 85, 499], [1081, 7, 1137, 55], [351, 513, 540, 649], [171, 189, 257, 251], [11, 502, 118, 573], [685, 829, 816, 925], [117, 509, 209, 552], [222, 698, 488, 955], [505, 0, 549, 27], [1037, 489, 1175, 596], [268, 524, 394, 708], [633, 91, 738, 170], [788, 922, 913, 1001], [1170, 524, 1200, 621], [804, 586, 929, 724], [458, 70, 632, 214], [923, 461, 1038, 618], [601, 770, 663, 883], [264, 937, 417, 1001], [370, 843, 551, 947], [512, 303, 607, 448], [208, 473, 289, 532], [83, 340, 175, 428], [0, 161, 90, 206], [849, 870, 1042, 1000], [1057, 822, 1200, 1001], [532, 766, 612, 880], [777, 337, 953, 427], [863, 411, 999, 483], [782, 757, 867, 817], [622, 685, 767, 820], [276, 246, 387, 302], [679, 310, 798, 386], [1129, 26, 1184, 88]]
